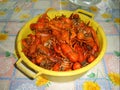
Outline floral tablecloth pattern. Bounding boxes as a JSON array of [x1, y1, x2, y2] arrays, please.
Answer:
[[0, 0, 120, 90]]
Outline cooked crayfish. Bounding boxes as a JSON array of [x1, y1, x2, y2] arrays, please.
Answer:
[[22, 11, 100, 71]]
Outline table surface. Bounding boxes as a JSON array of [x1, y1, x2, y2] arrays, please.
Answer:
[[0, 0, 120, 90]]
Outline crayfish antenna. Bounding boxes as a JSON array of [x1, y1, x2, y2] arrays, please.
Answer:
[[86, 21, 90, 26], [42, 8, 56, 18]]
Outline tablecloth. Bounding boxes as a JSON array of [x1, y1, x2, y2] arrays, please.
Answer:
[[0, 0, 120, 90]]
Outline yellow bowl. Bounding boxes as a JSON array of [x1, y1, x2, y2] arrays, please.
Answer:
[[15, 9, 107, 82]]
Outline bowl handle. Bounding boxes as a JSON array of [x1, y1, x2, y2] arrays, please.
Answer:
[[15, 58, 42, 79], [75, 9, 94, 19]]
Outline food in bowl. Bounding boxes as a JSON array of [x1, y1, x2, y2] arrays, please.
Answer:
[[16, 9, 107, 81], [21, 11, 100, 71]]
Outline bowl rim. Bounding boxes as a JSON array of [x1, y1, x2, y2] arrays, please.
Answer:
[[68, 0, 102, 7]]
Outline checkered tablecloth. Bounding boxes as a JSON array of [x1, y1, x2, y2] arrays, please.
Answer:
[[0, 0, 120, 90]]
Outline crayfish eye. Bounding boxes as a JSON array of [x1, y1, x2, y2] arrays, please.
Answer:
[[69, 13, 80, 19], [72, 14, 80, 19], [48, 29, 52, 34], [30, 23, 37, 30]]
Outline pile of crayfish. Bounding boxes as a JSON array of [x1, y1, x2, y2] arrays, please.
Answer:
[[22, 11, 100, 71]]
